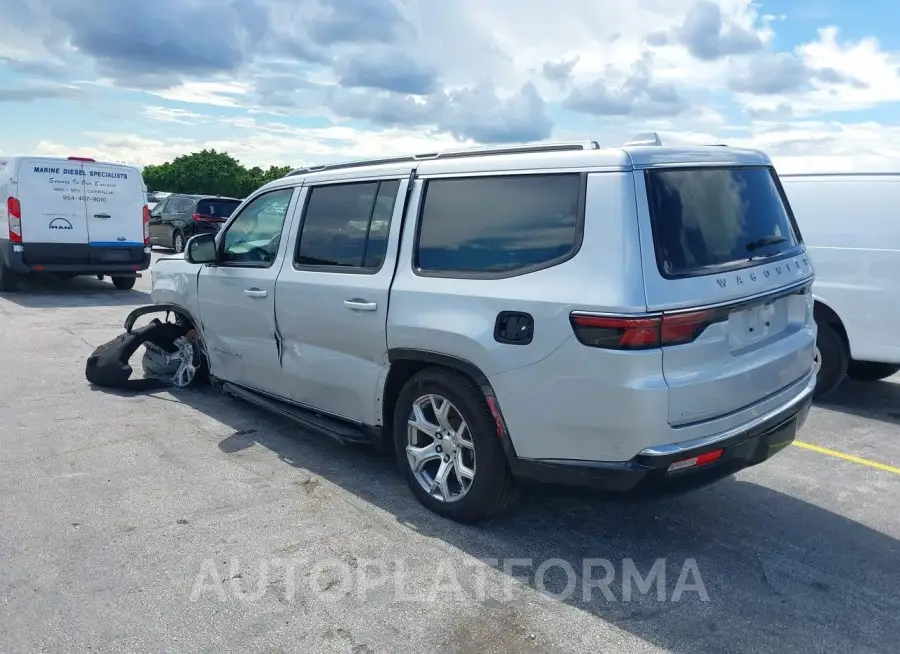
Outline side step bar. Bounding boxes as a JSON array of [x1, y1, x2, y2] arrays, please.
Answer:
[[221, 382, 371, 446]]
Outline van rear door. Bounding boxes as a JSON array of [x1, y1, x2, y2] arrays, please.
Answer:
[[635, 165, 816, 426], [16, 158, 90, 264], [82, 162, 146, 265]]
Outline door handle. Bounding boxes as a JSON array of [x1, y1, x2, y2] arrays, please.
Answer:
[[94, 213, 111, 219], [344, 299, 377, 311], [244, 288, 268, 298]]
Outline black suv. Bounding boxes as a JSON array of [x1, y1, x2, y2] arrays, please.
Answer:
[[148, 194, 243, 252]]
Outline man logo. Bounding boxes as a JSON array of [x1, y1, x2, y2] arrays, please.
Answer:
[[49, 218, 74, 231]]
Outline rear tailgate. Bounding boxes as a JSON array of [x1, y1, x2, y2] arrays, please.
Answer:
[[83, 162, 146, 264], [16, 158, 90, 264], [636, 165, 816, 426]]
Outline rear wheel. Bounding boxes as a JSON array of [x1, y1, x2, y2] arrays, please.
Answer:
[[846, 360, 900, 382], [813, 321, 848, 397], [393, 368, 518, 523], [0, 261, 19, 293], [111, 276, 136, 290], [172, 230, 185, 253]]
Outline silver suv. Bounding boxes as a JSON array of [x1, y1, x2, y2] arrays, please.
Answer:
[[126, 135, 817, 522]]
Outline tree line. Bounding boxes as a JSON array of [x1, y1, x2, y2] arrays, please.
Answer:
[[141, 149, 293, 199]]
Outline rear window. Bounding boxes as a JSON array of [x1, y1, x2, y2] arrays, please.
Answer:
[[196, 199, 241, 217], [415, 173, 584, 276], [645, 167, 801, 278]]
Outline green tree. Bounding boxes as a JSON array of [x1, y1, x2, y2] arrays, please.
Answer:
[[141, 150, 293, 198]]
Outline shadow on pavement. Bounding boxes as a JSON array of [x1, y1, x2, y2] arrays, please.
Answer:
[[815, 377, 900, 427], [0, 273, 150, 308], [151, 384, 900, 653]]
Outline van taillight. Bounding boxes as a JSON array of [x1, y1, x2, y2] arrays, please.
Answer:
[[142, 205, 150, 245], [6, 196, 22, 244], [570, 310, 721, 350]]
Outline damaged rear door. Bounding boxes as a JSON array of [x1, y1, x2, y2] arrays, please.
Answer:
[[196, 187, 297, 396]]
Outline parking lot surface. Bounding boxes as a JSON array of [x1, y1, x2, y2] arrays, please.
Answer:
[[1, 253, 898, 653]]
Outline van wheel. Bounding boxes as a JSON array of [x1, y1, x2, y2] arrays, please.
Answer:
[[0, 261, 18, 293], [814, 321, 848, 397], [846, 361, 900, 382], [111, 276, 136, 290], [172, 231, 185, 253], [393, 368, 519, 523]]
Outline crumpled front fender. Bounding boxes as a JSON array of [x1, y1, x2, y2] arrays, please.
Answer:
[[124, 303, 198, 333]]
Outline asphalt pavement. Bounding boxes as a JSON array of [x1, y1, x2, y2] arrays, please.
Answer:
[[1, 252, 898, 653]]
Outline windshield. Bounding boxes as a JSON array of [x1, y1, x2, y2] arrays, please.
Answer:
[[645, 166, 802, 278]]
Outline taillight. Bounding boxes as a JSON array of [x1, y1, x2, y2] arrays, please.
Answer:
[[660, 310, 715, 346], [142, 204, 150, 245], [7, 196, 22, 244], [192, 213, 223, 223], [570, 310, 722, 350], [570, 314, 661, 350]]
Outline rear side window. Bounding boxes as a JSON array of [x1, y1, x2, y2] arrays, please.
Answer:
[[295, 180, 400, 270], [196, 199, 241, 217], [415, 173, 584, 276], [645, 167, 802, 278]]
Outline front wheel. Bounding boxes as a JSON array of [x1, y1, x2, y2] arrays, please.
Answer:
[[846, 360, 900, 382], [111, 276, 136, 290], [393, 368, 518, 523]]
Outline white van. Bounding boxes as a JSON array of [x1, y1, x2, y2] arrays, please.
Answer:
[[780, 172, 900, 395], [0, 155, 151, 292]]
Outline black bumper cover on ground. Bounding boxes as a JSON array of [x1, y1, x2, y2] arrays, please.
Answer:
[[510, 391, 813, 499]]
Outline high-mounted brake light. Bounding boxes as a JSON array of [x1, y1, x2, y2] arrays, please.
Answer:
[[570, 309, 724, 350], [142, 204, 150, 246], [67, 156, 96, 162], [6, 196, 22, 244]]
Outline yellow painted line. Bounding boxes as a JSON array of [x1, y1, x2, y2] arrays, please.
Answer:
[[793, 440, 900, 475]]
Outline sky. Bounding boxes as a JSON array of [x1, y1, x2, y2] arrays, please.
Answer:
[[1, 0, 899, 173]]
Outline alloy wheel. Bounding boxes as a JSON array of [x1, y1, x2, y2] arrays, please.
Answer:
[[406, 393, 476, 503]]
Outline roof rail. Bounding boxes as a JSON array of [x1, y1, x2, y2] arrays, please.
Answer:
[[623, 132, 662, 147], [285, 140, 601, 177]]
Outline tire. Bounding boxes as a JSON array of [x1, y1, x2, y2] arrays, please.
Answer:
[[846, 360, 900, 382], [111, 276, 136, 290], [393, 367, 519, 523], [172, 230, 185, 253], [0, 261, 19, 293], [814, 321, 848, 397]]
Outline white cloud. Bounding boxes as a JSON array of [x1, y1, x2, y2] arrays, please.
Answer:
[[149, 81, 254, 108]]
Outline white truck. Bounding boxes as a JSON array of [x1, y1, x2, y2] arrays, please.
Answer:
[[0, 155, 150, 292], [780, 172, 900, 395]]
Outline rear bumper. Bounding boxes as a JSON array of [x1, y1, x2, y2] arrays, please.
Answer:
[[510, 374, 814, 497], [1, 241, 150, 275]]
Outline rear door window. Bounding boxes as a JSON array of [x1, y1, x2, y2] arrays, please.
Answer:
[[644, 167, 802, 278]]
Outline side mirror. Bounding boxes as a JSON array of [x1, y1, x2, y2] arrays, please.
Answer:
[[185, 233, 218, 264]]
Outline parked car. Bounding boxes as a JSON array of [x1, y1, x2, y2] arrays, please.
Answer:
[[147, 194, 242, 253], [0, 154, 150, 292], [125, 136, 817, 522], [780, 172, 900, 395]]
